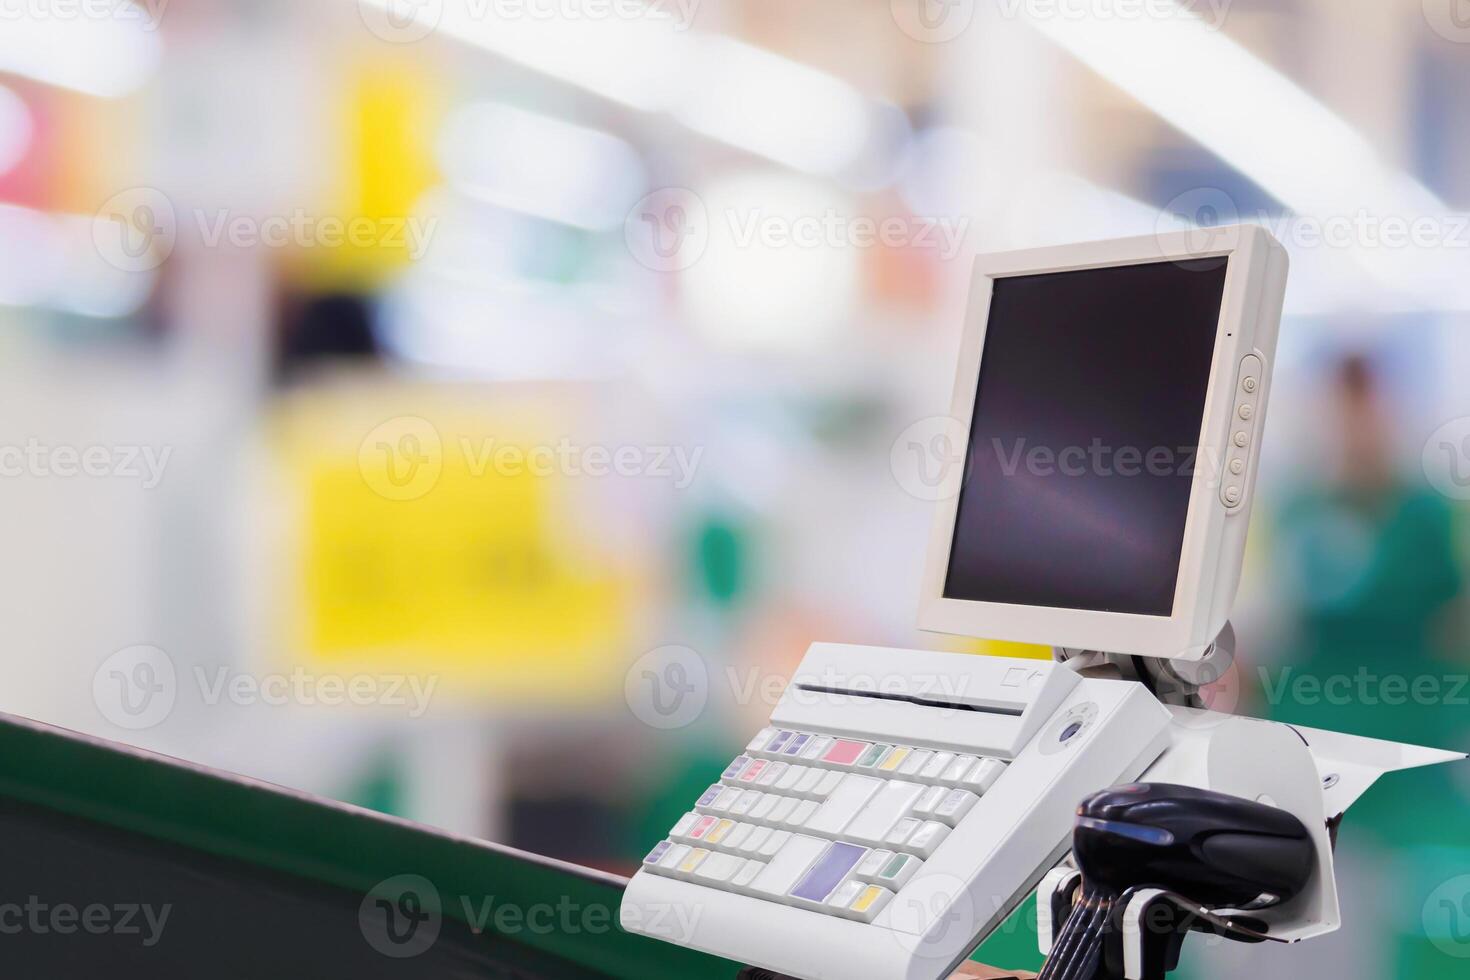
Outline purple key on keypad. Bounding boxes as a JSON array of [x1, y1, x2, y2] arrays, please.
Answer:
[[643, 841, 671, 865], [696, 786, 723, 807], [789, 842, 867, 902], [723, 756, 751, 779], [766, 730, 795, 754], [782, 734, 812, 756]]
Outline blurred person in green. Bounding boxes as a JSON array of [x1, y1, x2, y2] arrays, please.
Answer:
[[1265, 354, 1469, 976]]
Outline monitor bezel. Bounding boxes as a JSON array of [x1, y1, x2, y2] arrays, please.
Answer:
[[917, 226, 1279, 661]]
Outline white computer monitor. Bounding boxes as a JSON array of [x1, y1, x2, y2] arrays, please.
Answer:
[[918, 226, 1289, 661]]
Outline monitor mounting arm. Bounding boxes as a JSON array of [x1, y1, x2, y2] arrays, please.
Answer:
[[1053, 622, 1236, 708]]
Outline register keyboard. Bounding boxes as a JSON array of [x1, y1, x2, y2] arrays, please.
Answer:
[[620, 643, 1175, 980]]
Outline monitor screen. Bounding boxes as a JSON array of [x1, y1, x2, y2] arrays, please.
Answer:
[[943, 258, 1228, 617]]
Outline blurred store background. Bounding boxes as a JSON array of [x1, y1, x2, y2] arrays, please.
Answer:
[[1, 0, 1469, 975]]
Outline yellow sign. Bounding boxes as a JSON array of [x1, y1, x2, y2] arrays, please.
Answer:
[[271, 382, 637, 705]]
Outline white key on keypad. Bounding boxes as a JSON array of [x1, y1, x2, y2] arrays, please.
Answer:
[[670, 812, 698, 838], [943, 755, 978, 783], [903, 820, 950, 858], [767, 796, 798, 825], [759, 830, 792, 857], [741, 826, 772, 855], [795, 767, 825, 796], [803, 736, 833, 760], [814, 770, 843, 798], [912, 785, 946, 818], [804, 774, 883, 836], [731, 791, 762, 817], [731, 859, 764, 891], [746, 728, 776, 752], [749, 834, 828, 901], [774, 765, 806, 792], [885, 817, 919, 847], [750, 795, 779, 822], [658, 843, 691, 872], [934, 789, 979, 826], [828, 879, 865, 912], [897, 750, 932, 777], [843, 780, 926, 846], [725, 822, 754, 850], [856, 848, 894, 881], [789, 800, 820, 828], [695, 851, 746, 885], [963, 758, 1007, 793], [920, 752, 955, 781]]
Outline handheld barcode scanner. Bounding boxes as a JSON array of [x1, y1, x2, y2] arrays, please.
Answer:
[[621, 228, 1466, 980], [1038, 784, 1315, 980]]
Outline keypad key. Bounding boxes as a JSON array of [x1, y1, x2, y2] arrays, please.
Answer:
[[794, 767, 825, 796], [904, 820, 951, 858], [912, 785, 947, 818], [758, 762, 790, 788], [877, 747, 912, 773], [789, 841, 868, 903], [695, 851, 746, 884], [738, 761, 769, 785], [676, 847, 711, 878], [821, 739, 871, 767], [669, 812, 698, 838], [657, 843, 691, 873], [828, 879, 865, 912], [709, 787, 742, 812], [920, 752, 955, 781], [759, 829, 792, 857], [688, 815, 718, 841], [788, 800, 820, 828], [767, 796, 798, 825], [749, 835, 828, 900], [740, 826, 773, 855], [874, 852, 920, 890], [845, 884, 895, 923], [963, 758, 1007, 793], [705, 818, 737, 845], [897, 750, 933, 777], [773, 764, 806, 792], [802, 736, 833, 760], [695, 785, 724, 810], [762, 731, 796, 757], [746, 728, 777, 753], [856, 848, 895, 881], [844, 780, 926, 846], [732, 859, 765, 891], [814, 770, 843, 798], [855, 743, 891, 768], [935, 788, 979, 826], [805, 774, 883, 835], [943, 755, 979, 783], [722, 756, 752, 782], [725, 822, 754, 851], [731, 791, 762, 817], [749, 795, 779, 822], [782, 733, 814, 757], [643, 841, 673, 866], [885, 817, 920, 847]]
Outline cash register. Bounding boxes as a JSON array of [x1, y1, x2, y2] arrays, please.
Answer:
[[620, 226, 1465, 980]]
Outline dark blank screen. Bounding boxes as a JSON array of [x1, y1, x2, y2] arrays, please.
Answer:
[[943, 259, 1227, 616]]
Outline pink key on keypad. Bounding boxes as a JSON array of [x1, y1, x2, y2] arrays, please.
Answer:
[[689, 815, 718, 839], [822, 739, 871, 765], [740, 760, 769, 782]]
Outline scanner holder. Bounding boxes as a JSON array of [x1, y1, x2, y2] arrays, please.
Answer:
[[1054, 623, 1237, 708], [1037, 865, 1285, 980]]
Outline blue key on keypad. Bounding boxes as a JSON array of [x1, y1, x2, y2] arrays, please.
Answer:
[[789, 842, 867, 902]]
